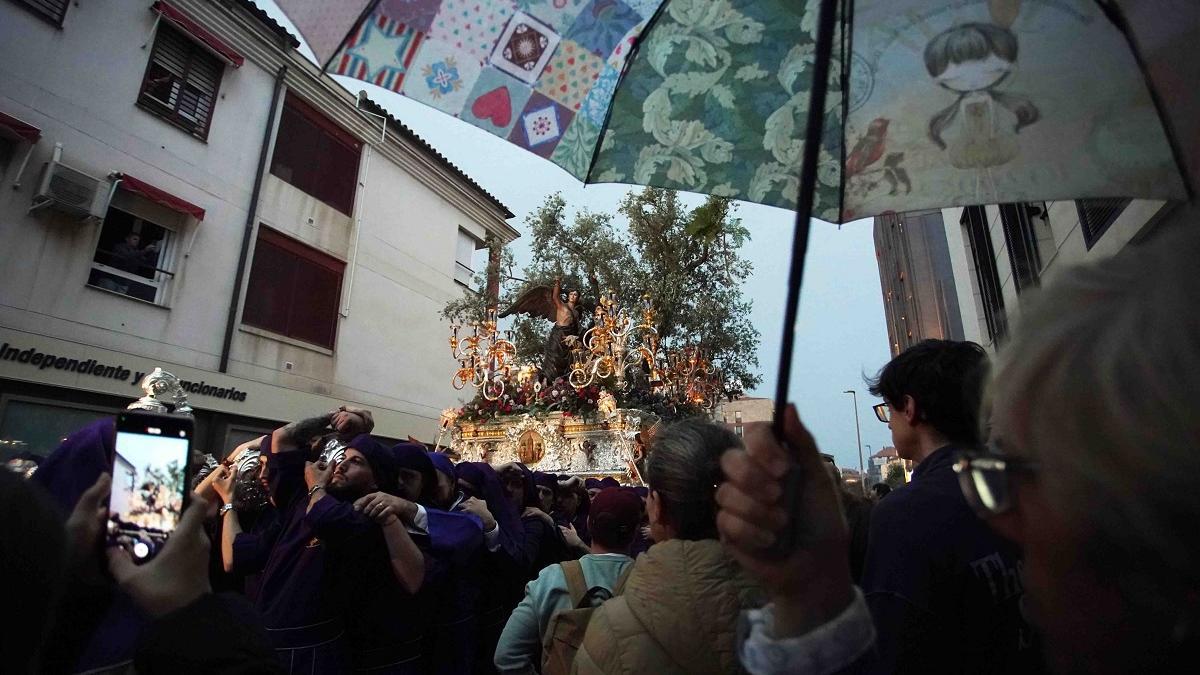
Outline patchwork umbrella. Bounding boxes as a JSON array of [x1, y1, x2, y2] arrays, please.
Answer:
[[274, 0, 1187, 420]]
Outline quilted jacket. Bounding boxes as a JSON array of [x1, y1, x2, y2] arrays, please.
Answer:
[[570, 538, 763, 675]]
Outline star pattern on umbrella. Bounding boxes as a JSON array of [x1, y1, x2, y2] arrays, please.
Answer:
[[349, 20, 417, 81]]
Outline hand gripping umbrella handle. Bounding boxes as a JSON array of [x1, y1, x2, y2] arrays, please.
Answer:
[[768, 0, 840, 558]]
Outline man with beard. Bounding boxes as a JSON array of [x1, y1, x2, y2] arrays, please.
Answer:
[[230, 411, 426, 673]]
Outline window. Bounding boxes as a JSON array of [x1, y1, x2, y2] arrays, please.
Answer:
[[961, 206, 1007, 343], [998, 203, 1043, 293], [0, 398, 112, 461], [270, 94, 361, 215], [455, 229, 482, 288], [243, 226, 345, 350], [138, 24, 223, 140], [87, 191, 182, 305], [1077, 198, 1130, 250], [8, 0, 69, 27]]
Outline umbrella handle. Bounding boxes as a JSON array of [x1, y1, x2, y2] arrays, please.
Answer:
[[768, 0, 841, 558]]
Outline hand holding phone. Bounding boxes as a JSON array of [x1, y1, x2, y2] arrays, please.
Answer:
[[108, 498, 214, 617], [716, 404, 854, 638], [107, 412, 193, 563]]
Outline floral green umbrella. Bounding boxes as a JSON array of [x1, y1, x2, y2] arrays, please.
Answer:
[[275, 0, 1186, 418]]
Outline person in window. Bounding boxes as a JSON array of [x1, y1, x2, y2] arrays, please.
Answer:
[[112, 232, 160, 277], [94, 231, 160, 296]]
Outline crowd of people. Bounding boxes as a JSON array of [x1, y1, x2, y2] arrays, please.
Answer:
[[2, 225, 1198, 674]]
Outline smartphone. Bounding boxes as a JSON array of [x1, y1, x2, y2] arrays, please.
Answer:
[[108, 411, 193, 563]]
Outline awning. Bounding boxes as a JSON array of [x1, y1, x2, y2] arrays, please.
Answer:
[[151, 1, 244, 68], [0, 111, 41, 143], [116, 173, 206, 220]]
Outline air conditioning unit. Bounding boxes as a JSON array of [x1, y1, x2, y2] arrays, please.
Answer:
[[32, 158, 109, 220]]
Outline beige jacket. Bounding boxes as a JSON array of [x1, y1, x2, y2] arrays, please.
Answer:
[[571, 538, 763, 675]]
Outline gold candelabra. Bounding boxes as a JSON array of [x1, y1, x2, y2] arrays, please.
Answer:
[[446, 294, 724, 411], [568, 292, 660, 391], [661, 345, 723, 410], [449, 307, 517, 401]]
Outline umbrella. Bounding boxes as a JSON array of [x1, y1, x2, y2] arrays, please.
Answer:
[[273, 0, 1187, 422]]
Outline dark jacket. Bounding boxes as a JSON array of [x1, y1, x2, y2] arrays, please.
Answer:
[[134, 593, 281, 674], [861, 446, 1043, 674]]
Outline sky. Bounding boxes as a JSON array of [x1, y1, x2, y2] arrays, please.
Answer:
[[253, 2, 897, 471]]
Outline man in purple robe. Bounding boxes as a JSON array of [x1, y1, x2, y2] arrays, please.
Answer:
[[234, 412, 426, 673]]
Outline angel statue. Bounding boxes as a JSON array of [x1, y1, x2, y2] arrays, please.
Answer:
[[500, 278, 582, 383]]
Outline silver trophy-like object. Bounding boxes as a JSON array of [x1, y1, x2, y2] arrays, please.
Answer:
[[318, 436, 348, 465], [128, 367, 194, 416]]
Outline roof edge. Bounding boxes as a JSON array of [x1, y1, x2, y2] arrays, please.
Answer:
[[355, 92, 516, 222]]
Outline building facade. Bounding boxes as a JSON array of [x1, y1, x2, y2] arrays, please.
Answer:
[[943, 198, 1171, 351], [873, 209, 966, 357], [0, 0, 516, 461], [868, 446, 910, 486], [715, 396, 774, 438]]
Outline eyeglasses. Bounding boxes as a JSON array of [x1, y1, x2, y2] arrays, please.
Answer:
[[953, 451, 1039, 517], [872, 403, 890, 423]]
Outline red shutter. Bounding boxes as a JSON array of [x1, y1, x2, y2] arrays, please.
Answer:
[[269, 94, 361, 214], [243, 227, 344, 349]]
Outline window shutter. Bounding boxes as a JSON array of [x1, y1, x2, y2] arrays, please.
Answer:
[[998, 204, 1043, 294], [1076, 198, 1130, 250], [13, 0, 69, 26], [138, 25, 223, 140], [269, 94, 361, 214], [961, 206, 1007, 344], [243, 227, 345, 350]]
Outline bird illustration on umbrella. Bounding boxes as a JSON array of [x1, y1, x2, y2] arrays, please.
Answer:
[[846, 118, 890, 176], [845, 118, 911, 198]]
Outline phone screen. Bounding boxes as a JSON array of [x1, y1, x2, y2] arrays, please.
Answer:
[[108, 412, 193, 562]]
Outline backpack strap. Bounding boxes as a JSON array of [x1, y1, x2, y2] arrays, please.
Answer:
[[560, 560, 588, 608], [610, 561, 635, 596]]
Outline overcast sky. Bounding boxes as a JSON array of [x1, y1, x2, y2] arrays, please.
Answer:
[[254, 2, 897, 471]]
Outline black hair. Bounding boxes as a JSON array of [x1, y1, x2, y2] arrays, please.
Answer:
[[924, 22, 1018, 79], [0, 471, 67, 672], [867, 339, 989, 447], [871, 483, 893, 498], [924, 22, 1039, 149], [646, 420, 740, 541]]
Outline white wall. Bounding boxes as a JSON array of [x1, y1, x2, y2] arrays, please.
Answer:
[[0, 1, 271, 366], [0, 0, 513, 440], [941, 207, 985, 346], [942, 199, 1166, 352]]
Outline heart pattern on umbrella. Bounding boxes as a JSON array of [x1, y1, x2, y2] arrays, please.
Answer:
[[471, 86, 513, 127]]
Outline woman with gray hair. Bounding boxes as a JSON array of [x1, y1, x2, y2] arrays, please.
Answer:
[[572, 420, 763, 674], [718, 226, 1200, 674], [959, 224, 1200, 674]]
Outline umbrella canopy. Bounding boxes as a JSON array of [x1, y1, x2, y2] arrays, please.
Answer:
[[276, 0, 1183, 221], [273, 0, 1188, 428]]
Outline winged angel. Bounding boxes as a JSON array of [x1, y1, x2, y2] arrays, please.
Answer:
[[500, 278, 583, 383]]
